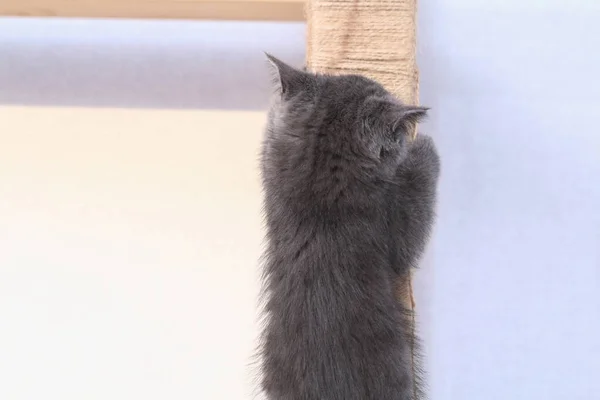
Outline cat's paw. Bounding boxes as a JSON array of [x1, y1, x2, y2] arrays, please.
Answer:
[[408, 134, 440, 180]]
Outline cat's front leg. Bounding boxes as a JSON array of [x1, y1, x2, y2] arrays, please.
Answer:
[[388, 134, 440, 276], [405, 134, 440, 184]]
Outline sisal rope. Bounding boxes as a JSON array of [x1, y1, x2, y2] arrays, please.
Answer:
[[306, 0, 419, 105], [306, 0, 421, 395]]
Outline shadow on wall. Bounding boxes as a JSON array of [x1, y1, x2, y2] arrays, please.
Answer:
[[0, 18, 306, 110]]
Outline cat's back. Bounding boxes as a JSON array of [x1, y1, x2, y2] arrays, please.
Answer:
[[262, 209, 411, 399]]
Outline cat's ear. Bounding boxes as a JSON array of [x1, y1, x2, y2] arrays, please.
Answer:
[[393, 106, 429, 135], [265, 53, 307, 96]]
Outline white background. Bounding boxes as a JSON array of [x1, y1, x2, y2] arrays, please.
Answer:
[[1, 0, 599, 398]]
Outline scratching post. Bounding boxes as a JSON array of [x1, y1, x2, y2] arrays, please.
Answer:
[[306, 0, 419, 105], [306, 0, 421, 390]]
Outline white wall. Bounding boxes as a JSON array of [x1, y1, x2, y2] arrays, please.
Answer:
[[1, 2, 599, 398], [0, 20, 305, 400], [0, 108, 268, 399], [418, 1, 600, 399]]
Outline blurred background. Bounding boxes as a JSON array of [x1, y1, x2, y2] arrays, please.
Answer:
[[1, 1, 599, 399]]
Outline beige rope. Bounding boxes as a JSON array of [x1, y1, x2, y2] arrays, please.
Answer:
[[306, 0, 421, 396], [306, 0, 419, 105]]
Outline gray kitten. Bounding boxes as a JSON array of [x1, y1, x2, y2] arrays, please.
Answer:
[[258, 54, 440, 400]]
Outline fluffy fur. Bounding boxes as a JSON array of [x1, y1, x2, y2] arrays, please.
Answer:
[[258, 54, 440, 400]]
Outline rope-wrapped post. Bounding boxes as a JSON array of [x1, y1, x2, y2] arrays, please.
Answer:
[[306, 0, 421, 389], [306, 0, 419, 105]]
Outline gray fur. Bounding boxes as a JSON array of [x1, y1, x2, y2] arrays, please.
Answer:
[[258, 54, 440, 400]]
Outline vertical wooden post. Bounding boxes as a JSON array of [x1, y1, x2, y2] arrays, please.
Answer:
[[306, 0, 421, 392], [306, 0, 420, 307]]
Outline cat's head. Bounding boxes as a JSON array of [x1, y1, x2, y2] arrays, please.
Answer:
[[263, 54, 427, 190]]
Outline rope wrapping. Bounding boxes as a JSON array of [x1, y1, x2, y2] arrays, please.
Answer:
[[306, 0, 419, 105]]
